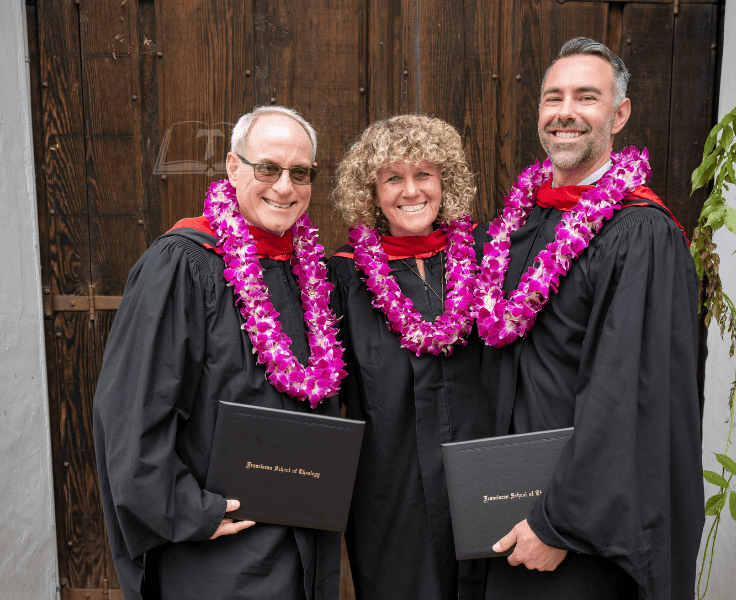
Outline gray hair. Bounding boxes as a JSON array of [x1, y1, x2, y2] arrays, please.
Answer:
[[230, 105, 317, 161], [541, 37, 630, 109]]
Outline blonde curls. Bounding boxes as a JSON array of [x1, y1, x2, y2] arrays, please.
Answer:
[[332, 114, 476, 233]]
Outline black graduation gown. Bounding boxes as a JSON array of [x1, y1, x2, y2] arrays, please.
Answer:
[[93, 229, 340, 600], [480, 201, 704, 600], [327, 226, 490, 600]]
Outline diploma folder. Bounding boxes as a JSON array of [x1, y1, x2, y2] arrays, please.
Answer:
[[442, 427, 573, 560], [205, 402, 365, 532]]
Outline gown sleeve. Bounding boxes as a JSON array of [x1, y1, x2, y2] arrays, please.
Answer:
[[93, 236, 227, 572], [525, 208, 704, 600]]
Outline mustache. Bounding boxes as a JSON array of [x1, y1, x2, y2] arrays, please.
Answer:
[[544, 121, 591, 133]]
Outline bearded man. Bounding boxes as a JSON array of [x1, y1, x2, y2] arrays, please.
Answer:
[[478, 38, 704, 599], [94, 107, 344, 600]]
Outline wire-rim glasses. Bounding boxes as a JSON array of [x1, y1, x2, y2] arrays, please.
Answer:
[[237, 154, 317, 185]]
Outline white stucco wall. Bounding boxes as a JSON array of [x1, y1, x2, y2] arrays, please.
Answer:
[[697, 1, 736, 598], [0, 2, 59, 598]]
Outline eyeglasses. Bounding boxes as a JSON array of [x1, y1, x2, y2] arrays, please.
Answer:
[[237, 154, 317, 185]]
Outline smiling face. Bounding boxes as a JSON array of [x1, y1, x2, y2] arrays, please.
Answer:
[[225, 113, 313, 235], [538, 54, 631, 186], [374, 160, 443, 237]]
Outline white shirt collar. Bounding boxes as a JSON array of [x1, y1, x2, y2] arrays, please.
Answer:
[[578, 160, 613, 185]]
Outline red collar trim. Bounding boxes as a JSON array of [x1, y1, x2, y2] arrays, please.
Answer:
[[168, 215, 294, 260], [535, 181, 688, 242], [333, 223, 479, 260]]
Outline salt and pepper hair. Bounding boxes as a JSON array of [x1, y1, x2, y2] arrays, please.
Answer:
[[541, 37, 630, 109], [230, 105, 317, 161]]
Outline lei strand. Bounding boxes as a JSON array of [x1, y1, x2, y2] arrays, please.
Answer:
[[474, 146, 651, 348], [204, 179, 346, 407], [349, 214, 478, 356]]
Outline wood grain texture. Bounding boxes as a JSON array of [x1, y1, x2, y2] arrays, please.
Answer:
[[160, 0, 254, 229], [90, 217, 146, 295], [620, 2, 675, 197], [666, 2, 718, 238], [135, 0, 164, 245], [252, 0, 363, 255]]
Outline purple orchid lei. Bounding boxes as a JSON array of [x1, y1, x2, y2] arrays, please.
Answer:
[[349, 214, 478, 356], [204, 179, 346, 408], [474, 146, 651, 348]]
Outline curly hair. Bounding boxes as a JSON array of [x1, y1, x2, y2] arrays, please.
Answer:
[[332, 114, 476, 233]]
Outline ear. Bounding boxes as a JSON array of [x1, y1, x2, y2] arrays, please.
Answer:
[[226, 152, 240, 186], [611, 98, 631, 135]]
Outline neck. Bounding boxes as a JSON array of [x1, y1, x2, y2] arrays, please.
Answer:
[[552, 149, 613, 187]]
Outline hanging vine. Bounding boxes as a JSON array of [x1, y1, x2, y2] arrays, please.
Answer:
[[691, 105, 736, 599]]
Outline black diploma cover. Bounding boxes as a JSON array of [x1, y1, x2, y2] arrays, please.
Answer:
[[442, 427, 573, 559], [205, 402, 365, 532]]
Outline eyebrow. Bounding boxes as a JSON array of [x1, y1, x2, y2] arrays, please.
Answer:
[[542, 86, 604, 96], [255, 156, 311, 168]]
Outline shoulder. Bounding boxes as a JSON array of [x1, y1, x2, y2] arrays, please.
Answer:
[[327, 244, 357, 285], [133, 231, 223, 288], [595, 201, 685, 247]]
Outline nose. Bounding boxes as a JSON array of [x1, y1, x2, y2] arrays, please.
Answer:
[[556, 97, 576, 123], [402, 177, 419, 197], [271, 168, 294, 195]]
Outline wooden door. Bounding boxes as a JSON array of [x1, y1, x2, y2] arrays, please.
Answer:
[[27, 0, 721, 596]]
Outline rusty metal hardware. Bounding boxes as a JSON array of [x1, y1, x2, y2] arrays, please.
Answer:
[[43, 286, 122, 319], [60, 578, 124, 600]]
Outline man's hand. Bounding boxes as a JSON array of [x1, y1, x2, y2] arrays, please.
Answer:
[[210, 499, 256, 540], [493, 519, 567, 571]]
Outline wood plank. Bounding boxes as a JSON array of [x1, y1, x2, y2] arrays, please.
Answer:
[[90, 217, 146, 295], [160, 0, 254, 229], [79, 0, 130, 56], [82, 55, 134, 137], [463, 0, 500, 223], [85, 138, 139, 216], [494, 0, 519, 200], [620, 3, 675, 197], [56, 310, 100, 589], [666, 3, 718, 239], [414, 0, 466, 131], [252, 0, 363, 255], [367, 0, 395, 120], [133, 0, 164, 244]]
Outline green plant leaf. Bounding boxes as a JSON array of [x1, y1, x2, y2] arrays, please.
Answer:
[[704, 123, 725, 157], [730, 491, 736, 522], [704, 470, 730, 488], [719, 124, 734, 153], [725, 208, 736, 236], [705, 492, 727, 516], [692, 154, 719, 193], [716, 453, 736, 477]]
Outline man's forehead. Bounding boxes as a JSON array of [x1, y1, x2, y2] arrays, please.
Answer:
[[246, 114, 313, 160], [542, 55, 614, 93]]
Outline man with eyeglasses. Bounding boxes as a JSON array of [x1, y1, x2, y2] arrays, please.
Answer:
[[93, 107, 341, 600]]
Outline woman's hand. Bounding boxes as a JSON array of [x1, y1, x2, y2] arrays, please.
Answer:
[[210, 499, 256, 539]]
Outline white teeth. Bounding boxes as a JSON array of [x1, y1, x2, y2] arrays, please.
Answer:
[[399, 202, 427, 213], [555, 131, 583, 139], [264, 199, 293, 209]]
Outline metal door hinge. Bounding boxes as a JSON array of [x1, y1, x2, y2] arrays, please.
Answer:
[[59, 578, 124, 600], [43, 285, 122, 319]]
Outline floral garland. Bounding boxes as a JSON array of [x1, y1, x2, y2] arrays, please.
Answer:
[[204, 179, 346, 408], [475, 146, 651, 348], [349, 214, 478, 356]]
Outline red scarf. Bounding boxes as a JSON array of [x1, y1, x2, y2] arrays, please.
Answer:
[[333, 224, 480, 260], [535, 180, 688, 241], [169, 215, 294, 260]]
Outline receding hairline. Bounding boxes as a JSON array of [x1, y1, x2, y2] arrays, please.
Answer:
[[242, 113, 314, 163]]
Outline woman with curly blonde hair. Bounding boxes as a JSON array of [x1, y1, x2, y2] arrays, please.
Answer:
[[328, 114, 490, 600]]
